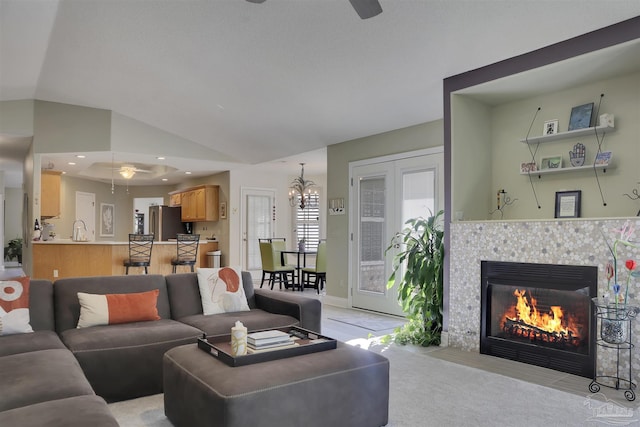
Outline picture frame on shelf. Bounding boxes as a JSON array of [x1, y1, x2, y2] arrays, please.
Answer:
[[555, 190, 581, 219], [540, 155, 562, 170], [594, 151, 612, 166], [568, 102, 594, 131], [520, 162, 538, 174], [543, 119, 559, 135]]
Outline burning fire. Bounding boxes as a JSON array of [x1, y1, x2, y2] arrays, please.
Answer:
[[502, 289, 582, 345]]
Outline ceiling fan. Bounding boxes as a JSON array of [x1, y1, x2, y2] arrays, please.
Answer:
[[246, 0, 382, 20], [94, 162, 153, 179]]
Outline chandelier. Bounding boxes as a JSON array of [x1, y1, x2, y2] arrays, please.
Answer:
[[288, 163, 317, 210]]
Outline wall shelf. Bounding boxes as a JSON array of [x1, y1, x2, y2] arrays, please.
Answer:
[[520, 163, 612, 177], [520, 124, 615, 144]]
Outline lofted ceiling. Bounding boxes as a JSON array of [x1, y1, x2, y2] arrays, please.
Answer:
[[1, 0, 640, 188]]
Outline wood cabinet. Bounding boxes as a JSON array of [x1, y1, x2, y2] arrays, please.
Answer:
[[178, 185, 219, 222], [169, 192, 182, 207], [41, 170, 62, 218]]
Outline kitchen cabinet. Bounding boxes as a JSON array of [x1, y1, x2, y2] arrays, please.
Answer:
[[179, 185, 219, 221], [169, 192, 182, 207], [41, 170, 62, 218]]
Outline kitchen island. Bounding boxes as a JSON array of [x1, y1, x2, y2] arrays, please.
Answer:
[[33, 239, 219, 281]]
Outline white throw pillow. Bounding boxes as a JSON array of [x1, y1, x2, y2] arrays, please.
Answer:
[[0, 276, 34, 335], [196, 266, 250, 315]]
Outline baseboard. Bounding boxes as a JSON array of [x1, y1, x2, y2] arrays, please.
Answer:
[[321, 295, 348, 308], [440, 331, 449, 347]]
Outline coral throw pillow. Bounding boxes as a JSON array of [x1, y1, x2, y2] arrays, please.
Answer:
[[77, 289, 161, 328], [0, 276, 33, 335], [196, 266, 250, 315]]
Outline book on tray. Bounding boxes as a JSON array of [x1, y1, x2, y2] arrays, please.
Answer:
[[247, 330, 293, 346]]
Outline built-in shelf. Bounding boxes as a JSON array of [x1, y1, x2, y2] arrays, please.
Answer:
[[520, 163, 612, 176], [520, 124, 615, 144]]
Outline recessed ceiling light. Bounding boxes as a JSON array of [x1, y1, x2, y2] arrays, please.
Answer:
[[162, 178, 168, 181], [68, 162, 76, 165], [157, 156, 165, 160], [76, 155, 86, 158], [185, 171, 192, 175]]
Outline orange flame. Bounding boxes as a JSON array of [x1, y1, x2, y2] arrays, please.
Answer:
[[506, 289, 579, 336]]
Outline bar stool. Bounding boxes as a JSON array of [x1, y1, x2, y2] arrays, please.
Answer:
[[171, 234, 200, 273], [123, 234, 154, 274]]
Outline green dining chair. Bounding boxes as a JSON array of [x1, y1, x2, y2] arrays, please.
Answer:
[[259, 241, 294, 290], [301, 240, 326, 294]]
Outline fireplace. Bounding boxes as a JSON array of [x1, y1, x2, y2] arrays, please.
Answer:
[[480, 261, 597, 378]]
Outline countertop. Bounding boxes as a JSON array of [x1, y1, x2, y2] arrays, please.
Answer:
[[33, 239, 217, 245]]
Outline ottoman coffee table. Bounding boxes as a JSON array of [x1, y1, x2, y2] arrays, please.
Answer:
[[163, 341, 389, 427]]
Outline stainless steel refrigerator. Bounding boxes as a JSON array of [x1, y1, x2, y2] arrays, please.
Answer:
[[148, 205, 184, 241]]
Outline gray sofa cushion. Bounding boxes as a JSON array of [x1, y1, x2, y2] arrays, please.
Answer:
[[178, 308, 298, 337], [0, 330, 66, 357], [60, 318, 202, 402], [166, 272, 322, 332], [53, 274, 170, 333], [0, 395, 118, 427], [0, 348, 94, 411], [166, 271, 256, 319], [29, 279, 56, 331]]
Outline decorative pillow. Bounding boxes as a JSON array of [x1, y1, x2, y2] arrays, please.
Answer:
[[77, 289, 161, 328], [196, 266, 250, 315], [0, 276, 33, 335]]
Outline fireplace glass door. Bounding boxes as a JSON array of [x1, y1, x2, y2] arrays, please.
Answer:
[[487, 283, 591, 355]]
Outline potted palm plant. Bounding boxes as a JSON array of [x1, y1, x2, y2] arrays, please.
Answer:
[[385, 210, 444, 346], [4, 238, 23, 263]]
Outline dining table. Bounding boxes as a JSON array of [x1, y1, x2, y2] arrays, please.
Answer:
[[280, 249, 317, 291]]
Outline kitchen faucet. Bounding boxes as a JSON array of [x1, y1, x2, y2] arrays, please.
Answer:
[[72, 219, 87, 241]]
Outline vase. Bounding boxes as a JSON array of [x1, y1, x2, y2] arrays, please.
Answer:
[[601, 317, 628, 344]]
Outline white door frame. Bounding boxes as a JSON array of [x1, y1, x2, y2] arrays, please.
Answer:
[[348, 147, 444, 315], [240, 187, 276, 282]]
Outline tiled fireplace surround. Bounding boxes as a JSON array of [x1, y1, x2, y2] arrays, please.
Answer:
[[448, 218, 640, 377]]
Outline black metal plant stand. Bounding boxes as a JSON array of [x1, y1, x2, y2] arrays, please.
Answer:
[[589, 298, 639, 401]]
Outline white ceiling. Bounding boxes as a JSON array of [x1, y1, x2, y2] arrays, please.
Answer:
[[1, 0, 639, 187]]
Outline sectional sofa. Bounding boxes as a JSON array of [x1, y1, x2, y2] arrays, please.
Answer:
[[0, 271, 321, 427]]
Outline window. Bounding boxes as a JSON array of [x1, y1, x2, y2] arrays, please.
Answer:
[[294, 192, 321, 250]]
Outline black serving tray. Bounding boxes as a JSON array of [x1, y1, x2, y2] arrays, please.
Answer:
[[197, 326, 337, 367]]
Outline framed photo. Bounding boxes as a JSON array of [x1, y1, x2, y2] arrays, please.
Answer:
[[543, 119, 559, 135], [520, 162, 538, 174], [100, 203, 115, 237], [219, 202, 227, 219], [540, 155, 562, 170], [555, 190, 581, 219], [594, 151, 612, 166], [568, 103, 594, 131]]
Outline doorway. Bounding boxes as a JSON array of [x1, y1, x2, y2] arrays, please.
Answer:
[[350, 148, 444, 316], [241, 188, 276, 282], [75, 192, 96, 241]]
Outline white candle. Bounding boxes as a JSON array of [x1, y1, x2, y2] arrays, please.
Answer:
[[231, 320, 247, 356]]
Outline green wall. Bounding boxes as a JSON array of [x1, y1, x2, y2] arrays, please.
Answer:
[[326, 120, 444, 300]]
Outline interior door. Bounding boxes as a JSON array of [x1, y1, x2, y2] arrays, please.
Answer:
[[75, 192, 95, 241], [350, 149, 444, 316], [241, 188, 276, 282]]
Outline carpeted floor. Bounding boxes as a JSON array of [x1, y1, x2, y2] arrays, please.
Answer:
[[109, 340, 636, 426]]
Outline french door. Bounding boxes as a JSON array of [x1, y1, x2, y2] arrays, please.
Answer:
[[350, 148, 444, 316], [241, 188, 276, 282]]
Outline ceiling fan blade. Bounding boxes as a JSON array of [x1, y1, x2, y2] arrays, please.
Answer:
[[349, 0, 382, 19], [245, 0, 267, 3]]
